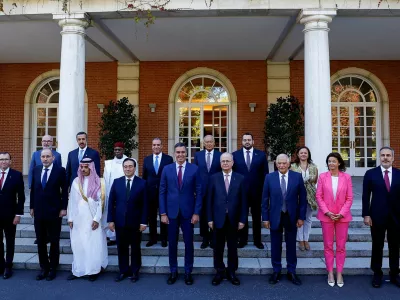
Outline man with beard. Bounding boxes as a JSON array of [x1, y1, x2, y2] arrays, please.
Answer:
[[67, 157, 108, 281], [232, 133, 269, 249]]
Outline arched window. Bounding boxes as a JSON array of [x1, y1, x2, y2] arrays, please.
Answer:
[[331, 75, 380, 175]]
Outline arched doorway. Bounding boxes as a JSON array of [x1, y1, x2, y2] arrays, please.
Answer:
[[331, 75, 382, 176]]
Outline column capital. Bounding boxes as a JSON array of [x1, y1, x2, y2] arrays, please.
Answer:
[[53, 12, 90, 35], [297, 9, 336, 30]]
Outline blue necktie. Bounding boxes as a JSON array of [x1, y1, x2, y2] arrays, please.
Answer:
[[42, 168, 49, 189], [154, 155, 159, 174], [78, 149, 84, 162]]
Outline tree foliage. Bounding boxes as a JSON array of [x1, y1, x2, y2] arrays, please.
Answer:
[[99, 97, 138, 160], [263, 96, 304, 161]]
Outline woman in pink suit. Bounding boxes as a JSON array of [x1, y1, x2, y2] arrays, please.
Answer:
[[316, 152, 353, 288]]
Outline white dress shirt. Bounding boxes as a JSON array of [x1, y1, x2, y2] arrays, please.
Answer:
[[41, 163, 53, 182], [78, 146, 87, 158], [205, 149, 214, 163], [153, 153, 163, 165], [278, 171, 289, 190], [243, 147, 254, 165], [176, 161, 187, 178], [222, 170, 232, 184], [381, 166, 392, 185], [332, 176, 339, 200]]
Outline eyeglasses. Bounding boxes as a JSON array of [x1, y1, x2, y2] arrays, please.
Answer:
[[221, 160, 232, 163], [0, 159, 10, 161]]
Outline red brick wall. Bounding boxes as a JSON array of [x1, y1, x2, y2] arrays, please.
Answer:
[[139, 61, 268, 164], [290, 60, 400, 166], [0, 62, 117, 172]]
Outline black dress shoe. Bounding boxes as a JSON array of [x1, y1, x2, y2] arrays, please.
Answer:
[[254, 242, 265, 250], [209, 242, 214, 249], [237, 241, 247, 248], [67, 273, 78, 281], [146, 240, 157, 247], [46, 270, 57, 281], [212, 273, 224, 286], [390, 275, 400, 288], [200, 240, 209, 249], [36, 269, 49, 281], [115, 273, 129, 282], [88, 273, 99, 282], [372, 273, 383, 288], [167, 272, 178, 285], [130, 272, 139, 283], [3, 268, 12, 279], [107, 240, 117, 246], [287, 272, 302, 285], [269, 272, 281, 284], [184, 273, 193, 285], [161, 240, 168, 248], [226, 271, 240, 286]]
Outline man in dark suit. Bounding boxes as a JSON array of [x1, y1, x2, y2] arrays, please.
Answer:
[[0, 152, 25, 279], [108, 158, 148, 283], [363, 146, 400, 288], [262, 154, 307, 286], [232, 133, 269, 249], [194, 135, 222, 249], [159, 142, 202, 285], [142, 138, 173, 248], [66, 132, 100, 187], [30, 149, 68, 281], [207, 152, 247, 286]]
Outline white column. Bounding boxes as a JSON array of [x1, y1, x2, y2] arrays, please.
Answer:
[[54, 13, 90, 167], [299, 9, 336, 172]]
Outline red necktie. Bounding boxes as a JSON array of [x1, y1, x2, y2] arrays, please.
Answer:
[[178, 166, 183, 189], [384, 170, 390, 192], [0, 172, 5, 189]]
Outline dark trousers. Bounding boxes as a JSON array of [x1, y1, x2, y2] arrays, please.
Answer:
[[34, 218, 62, 271], [168, 213, 194, 273], [115, 226, 142, 275], [0, 218, 17, 270], [371, 216, 400, 276], [213, 214, 238, 273], [148, 197, 167, 242], [239, 199, 261, 244], [200, 196, 212, 242], [270, 212, 297, 273]]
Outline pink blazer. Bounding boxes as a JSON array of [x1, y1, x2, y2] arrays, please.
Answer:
[[316, 171, 353, 223]]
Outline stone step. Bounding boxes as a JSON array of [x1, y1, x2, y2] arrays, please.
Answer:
[[16, 224, 373, 242], [17, 213, 368, 228], [12, 238, 385, 258], [11, 253, 388, 275]]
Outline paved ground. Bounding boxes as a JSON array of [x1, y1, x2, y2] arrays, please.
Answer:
[[0, 271, 399, 300]]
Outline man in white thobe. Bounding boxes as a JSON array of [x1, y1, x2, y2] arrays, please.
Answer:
[[67, 158, 108, 281], [104, 142, 138, 246]]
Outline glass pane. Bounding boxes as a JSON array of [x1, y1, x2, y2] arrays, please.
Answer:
[[332, 127, 338, 137], [37, 108, 46, 117], [340, 91, 362, 102], [181, 82, 195, 96], [332, 138, 338, 147], [339, 127, 349, 137], [359, 81, 373, 96], [355, 158, 365, 167], [216, 91, 229, 103], [49, 93, 59, 103], [367, 157, 377, 167], [204, 126, 212, 136], [332, 116, 338, 126], [40, 84, 52, 97], [179, 107, 189, 117], [332, 148, 338, 153], [354, 107, 364, 116], [220, 127, 228, 137], [367, 137, 376, 147], [192, 91, 214, 103], [331, 81, 344, 96], [354, 116, 364, 126], [179, 128, 188, 137], [191, 78, 203, 90], [37, 118, 46, 127], [191, 138, 200, 148], [178, 138, 188, 147], [339, 77, 351, 88], [49, 79, 60, 92], [366, 107, 376, 116], [355, 138, 364, 147], [48, 118, 57, 126], [351, 77, 363, 89], [367, 127, 376, 136], [36, 138, 42, 147], [339, 117, 349, 127], [36, 94, 48, 103], [191, 127, 201, 137], [367, 148, 377, 158], [37, 128, 46, 137], [214, 128, 220, 138], [220, 117, 227, 127], [178, 90, 190, 102], [340, 107, 349, 116], [203, 77, 215, 90], [190, 147, 200, 158], [191, 117, 200, 128], [48, 108, 57, 117], [340, 138, 350, 147], [354, 127, 364, 137], [220, 138, 227, 148], [355, 148, 364, 158], [191, 108, 201, 117], [220, 107, 228, 117], [365, 91, 377, 102], [366, 117, 376, 126], [211, 81, 225, 96], [340, 148, 350, 161], [343, 157, 350, 168], [48, 128, 57, 137]]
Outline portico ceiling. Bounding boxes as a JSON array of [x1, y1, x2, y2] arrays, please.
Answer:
[[1, 10, 400, 63]]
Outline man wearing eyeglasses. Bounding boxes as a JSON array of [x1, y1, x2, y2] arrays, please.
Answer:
[[28, 135, 62, 189]]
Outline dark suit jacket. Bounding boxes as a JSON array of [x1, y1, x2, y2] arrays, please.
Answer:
[[159, 162, 202, 219], [0, 169, 25, 220], [28, 150, 62, 188], [232, 148, 269, 201], [207, 171, 247, 229], [30, 164, 68, 220], [193, 150, 222, 198], [66, 147, 100, 186], [107, 176, 148, 228], [261, 170, 307, 231], [142, 153, 173, 200], [362, 166, 400, 227]]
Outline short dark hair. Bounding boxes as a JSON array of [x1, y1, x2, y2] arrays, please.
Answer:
[[294, 146, 313, 164], [0, 152, 11, 160], [76, 131, 87, 138], [152, 137, 162, 144], [242, 132, 253, 140], [174, 142, 187, 152], [326, 152, 346, 172], [123, 158, 137, 167]]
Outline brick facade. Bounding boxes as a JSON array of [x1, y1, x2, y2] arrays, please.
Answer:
[[0, 62, 117, 172]]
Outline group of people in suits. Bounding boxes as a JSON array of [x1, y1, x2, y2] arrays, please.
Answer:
[[1, 130, 400, 290]]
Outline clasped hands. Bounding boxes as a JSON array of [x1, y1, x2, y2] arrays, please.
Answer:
[[161, 214, 200, 225], [326, 212, 344, 221]]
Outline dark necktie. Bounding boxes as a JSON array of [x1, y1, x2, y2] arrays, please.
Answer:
[[0, 171, 5, 190], [384, 170, 390, 192], [126, 179, 131, 200], [206, 152, 211, 172], [42, 168, 49, 189], [281, 174, 287, 212], [246, 150, 251, 171], [178, 166, 183, 189]]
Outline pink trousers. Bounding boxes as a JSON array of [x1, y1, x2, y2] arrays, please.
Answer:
[[320, 221, 349, 273]]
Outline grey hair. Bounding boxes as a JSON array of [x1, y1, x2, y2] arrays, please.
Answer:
[[152, 137, 162, 144], [42, 135, 53, 141], [203, 135, 215, 142], [380, 146, 394, 157], [220, 152, 233, 162], [276, 153, 290, 163]]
